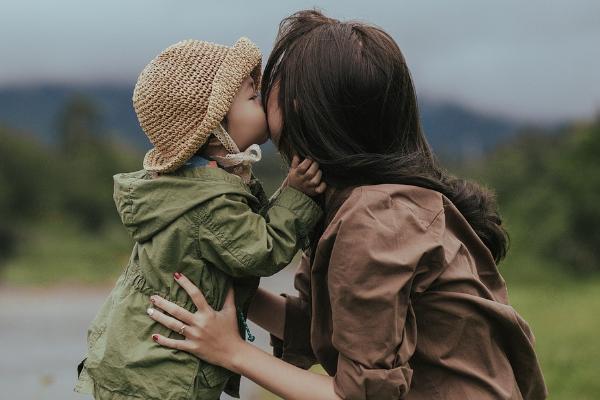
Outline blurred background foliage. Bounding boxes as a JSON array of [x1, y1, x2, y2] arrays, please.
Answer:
[[0, 92, 599, 398], [1, 93, 599, 283]]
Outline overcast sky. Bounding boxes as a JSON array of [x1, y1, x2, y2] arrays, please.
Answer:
[[1, 0, 598, 122]]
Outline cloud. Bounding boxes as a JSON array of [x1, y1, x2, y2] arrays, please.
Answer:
[[1, 0, 598, 121]]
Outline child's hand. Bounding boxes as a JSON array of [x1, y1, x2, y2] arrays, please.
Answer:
[[286, 156, 327, 197]]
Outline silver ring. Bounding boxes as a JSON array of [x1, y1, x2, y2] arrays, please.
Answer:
[[178, 325, 186, 335]]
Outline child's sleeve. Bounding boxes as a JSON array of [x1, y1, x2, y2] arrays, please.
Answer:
[[195, 186, 322, 277]]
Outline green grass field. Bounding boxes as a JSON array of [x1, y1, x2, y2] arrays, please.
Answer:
[[0, 219, 132, 285], [507, 278, 600, 399]]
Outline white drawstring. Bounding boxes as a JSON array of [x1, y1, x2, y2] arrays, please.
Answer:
[[209, 123, 262, 183], [213, 143, 262, 167]]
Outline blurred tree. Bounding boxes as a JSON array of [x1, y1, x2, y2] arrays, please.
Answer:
[[0, 94, 283, 281], [0, 95, 140, 266], [474, 118, 600, 274], [57, 95, 104, 156], [553, 120, 600, 272], [55, 95, 139, 231], [0, 127, 60, 260]]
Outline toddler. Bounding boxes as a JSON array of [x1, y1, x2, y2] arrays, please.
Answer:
[[74, 37, 324, 400]]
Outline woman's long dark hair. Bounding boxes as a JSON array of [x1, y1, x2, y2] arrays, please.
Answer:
[[261, 9, 509, 263]]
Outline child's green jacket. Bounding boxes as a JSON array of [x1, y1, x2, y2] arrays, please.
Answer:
[[75, 162, 322, 400]]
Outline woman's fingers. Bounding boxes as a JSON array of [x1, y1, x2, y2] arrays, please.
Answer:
[[151, 333, 193, 352], [147, 307, 189, 337], [173, 272, 210, 311], [150, 295, 195, 325]]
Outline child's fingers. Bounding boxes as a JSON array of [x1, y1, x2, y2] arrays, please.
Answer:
[[315, 181, 327, 194], [291, 155, 300, 168], [304, 161, 320, 178], [296, 159, 312, 174], [174, 272, 210, 311], [309, 170, 322, 186]]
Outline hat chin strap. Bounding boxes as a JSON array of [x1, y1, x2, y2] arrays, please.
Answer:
[[214, 144, 262, 167], [211, 123, 262, 181], [211, 123, 240, 154]]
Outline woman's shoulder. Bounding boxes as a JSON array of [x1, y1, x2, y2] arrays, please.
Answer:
[[332, 184, 444, 231], [320, 184, 448, 279]]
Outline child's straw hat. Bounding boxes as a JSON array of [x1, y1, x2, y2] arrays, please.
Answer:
[[133, 37, 262, 173]]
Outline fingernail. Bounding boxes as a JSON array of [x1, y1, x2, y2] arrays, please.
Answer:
[[174, 272, 181, 280], [147, 307, 154, 316], [150, 296, 156, 304], [152, 334, 159, 342]]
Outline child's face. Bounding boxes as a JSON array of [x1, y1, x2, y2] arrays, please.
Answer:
[[224, 76, 269, 150]]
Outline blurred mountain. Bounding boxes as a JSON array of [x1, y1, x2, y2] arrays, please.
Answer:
[[420, 99, 522, 160], [0, 85, 150, 149], [0, 85, 528, 158]]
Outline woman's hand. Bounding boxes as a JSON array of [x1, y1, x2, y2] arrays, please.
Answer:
[[147, 272, 245, 371], [147, 273, 340, 400]]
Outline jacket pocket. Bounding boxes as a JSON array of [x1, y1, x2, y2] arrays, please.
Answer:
[[85, 286, 201, 400], [197, 362, 234, 388], [88, 324, 105, 348], [84, 293, 114, 366]]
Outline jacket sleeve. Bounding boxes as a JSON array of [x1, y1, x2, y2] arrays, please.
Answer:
[[195, 186, 322, 278], [328, 188, 438, 400], [269, 252, 317, 369]]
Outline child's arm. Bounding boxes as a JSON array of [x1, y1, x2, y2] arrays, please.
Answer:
[[195, 158, 325, 278], [247, 287, 286, 339]]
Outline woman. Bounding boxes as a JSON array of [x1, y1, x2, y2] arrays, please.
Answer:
[[147, 10, 547, 399]]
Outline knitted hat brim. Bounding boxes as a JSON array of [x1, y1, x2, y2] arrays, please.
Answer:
[[143, 37, 262, 173]]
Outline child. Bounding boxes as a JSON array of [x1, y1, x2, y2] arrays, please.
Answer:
[[74, 37, 325, 400]]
